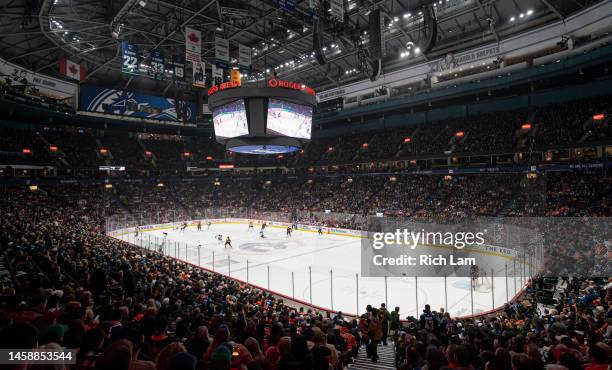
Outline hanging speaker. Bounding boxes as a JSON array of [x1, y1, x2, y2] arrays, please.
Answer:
[[422, 5, 438, 54], [369, 59, 382, 81], [368, 9, 383, 60], [313, 18, 327, 65]]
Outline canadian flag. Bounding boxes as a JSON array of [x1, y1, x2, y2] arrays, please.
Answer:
[[59, 58, 86, 81]]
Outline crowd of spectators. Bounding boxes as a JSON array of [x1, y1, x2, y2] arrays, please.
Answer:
[[0, 166, 610, 370], [1, 96, 609, 175], [0, 169, 610, 370]]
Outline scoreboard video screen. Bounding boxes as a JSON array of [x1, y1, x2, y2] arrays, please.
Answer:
[[212, 99, 249, 139], [266, 98, 312, 139]]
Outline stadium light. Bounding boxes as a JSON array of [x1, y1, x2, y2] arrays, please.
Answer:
[[99, 148, 108, 155], [157, 183, 164, 187], [526, 9, 533, 15], [29, 185, 38, 191], [510, 16, 515, 22], [593, 114, 605, 120], [104, 184, 113, 189]]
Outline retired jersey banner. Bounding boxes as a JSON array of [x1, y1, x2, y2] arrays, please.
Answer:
[[192, 61, 206, 88], [185, 27, 201, 62], [121, 42, 139, 74], [79, 84, 196, 123], [148, 49, 165, 79], [238, 43, 251, 73], [214, 37, 230, 69], [212, 65, 223, 86], [171, 55, 185, 81]]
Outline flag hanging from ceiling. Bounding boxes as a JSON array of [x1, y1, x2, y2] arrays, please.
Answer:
[[185, 27, 201, 62], [59, 58, 86, 81]]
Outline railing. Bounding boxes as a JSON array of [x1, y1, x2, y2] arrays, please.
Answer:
[[106, 209, 541, 319]]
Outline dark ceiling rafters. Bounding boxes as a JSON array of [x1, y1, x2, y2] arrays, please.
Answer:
[[0, 0, 595, 93]]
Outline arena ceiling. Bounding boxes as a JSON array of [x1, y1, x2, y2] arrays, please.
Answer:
[[0, 0, 598, 94]]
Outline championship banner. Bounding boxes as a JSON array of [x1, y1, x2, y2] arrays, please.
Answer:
[[330, 0, 344, 21], [185, 27, 201, 62], [148, 49, 164, 80], [214, 37, 230, 69], [171, 55, 185, 81], [212, 65, 224, 86], [192, 61, 206, 88], [238, 43, 251, 73], [121, 42, 139, 74]]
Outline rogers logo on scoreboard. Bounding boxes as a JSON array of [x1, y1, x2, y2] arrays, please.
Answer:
[[208, 81, 241, 96], [268, 79, 316, 96]]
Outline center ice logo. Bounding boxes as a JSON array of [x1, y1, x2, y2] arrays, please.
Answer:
[[240, 242, 289, 253]]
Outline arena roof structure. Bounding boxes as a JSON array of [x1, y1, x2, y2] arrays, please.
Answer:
[[0, 0, 599, 94]]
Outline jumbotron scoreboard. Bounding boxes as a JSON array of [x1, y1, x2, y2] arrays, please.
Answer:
[[208, 79, 316, 154]]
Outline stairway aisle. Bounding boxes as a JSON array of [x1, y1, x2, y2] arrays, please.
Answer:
[[347, 343, 396, 370]]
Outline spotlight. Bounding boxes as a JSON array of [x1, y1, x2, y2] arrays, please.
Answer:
[[510, 16, 515, 22], [138, 0, 146, 7], [526, 9, 533, 15]]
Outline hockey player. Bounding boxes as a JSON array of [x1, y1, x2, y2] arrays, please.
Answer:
[[207, 221, 212, 230], [216, 234, 223, 244], [248, 221, 254, 231], [318, 226, 323, 235], [197, 220, 202, 231], [470, 265, 480, 289], [224, 236, 233, 249], [286, 226, 292, 238], [180, 222, 188, 232]]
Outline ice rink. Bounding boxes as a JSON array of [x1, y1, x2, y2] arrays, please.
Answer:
[[120, 222, 529, 318]]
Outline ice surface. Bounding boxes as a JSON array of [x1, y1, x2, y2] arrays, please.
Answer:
[[120, 223, 528, 318]]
